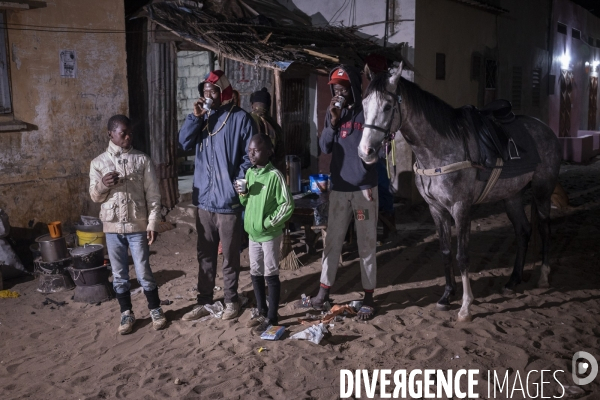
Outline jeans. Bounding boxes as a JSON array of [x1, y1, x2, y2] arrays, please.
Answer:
[[106, 232, 157, 295]]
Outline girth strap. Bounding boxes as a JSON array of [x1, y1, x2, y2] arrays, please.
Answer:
[[413, 161, 474, 176]]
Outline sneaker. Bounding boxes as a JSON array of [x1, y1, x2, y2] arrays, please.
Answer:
[[118, 310, 136, 335], [150, 307, 167, 331], [252, 318, 275, 335], [246, 314, 266, 328], [182, 305, 210, 321], [221, 302, 240, 320]]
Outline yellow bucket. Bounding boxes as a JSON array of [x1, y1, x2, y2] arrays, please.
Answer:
[[76, 230, 106, 247]]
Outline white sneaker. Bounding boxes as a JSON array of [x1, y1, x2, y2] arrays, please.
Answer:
[[221, 302, 240, 320], [150, 307, 167, 331], [182, 305, 210, 321], [118, 310, 135, 335]]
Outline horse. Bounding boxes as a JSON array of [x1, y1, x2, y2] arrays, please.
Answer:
[[358, 64, 561, 322]]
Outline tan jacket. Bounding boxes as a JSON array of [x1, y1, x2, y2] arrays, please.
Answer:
[[89, 141, 161, 234]]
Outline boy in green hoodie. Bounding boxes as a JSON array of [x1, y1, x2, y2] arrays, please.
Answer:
[[234, 133, 294, 334]]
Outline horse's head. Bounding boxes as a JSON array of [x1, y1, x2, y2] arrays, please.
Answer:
[[358, 63, 404, 164]]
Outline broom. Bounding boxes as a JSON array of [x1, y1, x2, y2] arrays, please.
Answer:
[[280, 224, 302, 270]]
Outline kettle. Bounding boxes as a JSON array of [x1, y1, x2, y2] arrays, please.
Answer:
[[285, 155, 302, 194]]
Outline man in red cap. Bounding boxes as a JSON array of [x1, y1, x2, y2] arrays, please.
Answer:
[[297, 65, 379, 320], [179, 70, 257, 321]]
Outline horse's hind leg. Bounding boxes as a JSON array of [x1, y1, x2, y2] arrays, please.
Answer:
[[532, 186, 554, 288], [503, 192, 531, 293], [430, 206, 455, 310], [451, 203, 474, 322]]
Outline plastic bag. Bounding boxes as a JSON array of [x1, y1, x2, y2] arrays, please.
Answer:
[[198, 301, 224, 321], [289, 323, 329, 344]]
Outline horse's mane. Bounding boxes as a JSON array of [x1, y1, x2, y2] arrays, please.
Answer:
[[364, 73, 467, 141]]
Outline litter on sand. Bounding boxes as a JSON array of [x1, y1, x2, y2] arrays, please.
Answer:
[[130, 287, 143, 296], [257, 347, 267, 353], [0, 290, 20, 298], [198, 301, 224, 322], [261, 326, 285, 340], [289, 323, 328, 344]]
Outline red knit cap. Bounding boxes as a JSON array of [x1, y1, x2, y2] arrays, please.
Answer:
[[198, 70, 233, 104]]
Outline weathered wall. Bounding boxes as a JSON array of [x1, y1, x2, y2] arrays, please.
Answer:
[[0, 1, 129, 228], [176, 51, 214, 129]]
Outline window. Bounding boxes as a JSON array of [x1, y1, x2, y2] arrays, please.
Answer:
[[485, 59, 497, 89], [511, 67, 523, 111], [572, 28, 581, 40], [471, 53, 481, 80], [532, 68, 541, 108], [0, 12, 12, 114], [557, 22, 567, 34], [597, 38, 600, 48], [436, 53, 445, 80], [589, 36, 595, 46]]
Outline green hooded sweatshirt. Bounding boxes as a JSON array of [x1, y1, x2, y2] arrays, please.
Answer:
[[239, 162, 295, 242]]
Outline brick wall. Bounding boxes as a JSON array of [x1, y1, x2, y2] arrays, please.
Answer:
[[176, 51, 219, 129]]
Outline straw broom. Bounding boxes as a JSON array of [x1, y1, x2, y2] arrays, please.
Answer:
[[280, 224, 302, 270]]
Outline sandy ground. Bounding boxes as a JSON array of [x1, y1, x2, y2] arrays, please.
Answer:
[[1, 158, 599, 400]]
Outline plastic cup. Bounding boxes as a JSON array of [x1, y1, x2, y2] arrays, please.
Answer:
[[236, 179, 247, 192], [48, 221, 62, 238], [203, 98, 213, 111], [334, 96, 345, 108]]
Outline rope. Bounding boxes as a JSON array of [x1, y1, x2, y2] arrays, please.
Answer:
[[413, 160, 474, 176]]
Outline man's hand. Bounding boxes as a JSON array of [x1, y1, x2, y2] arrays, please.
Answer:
[[147, 230, 157, 245], [193, 98, 209, 117], [329, 97, 342, 126], [102, 172, 120, 188]]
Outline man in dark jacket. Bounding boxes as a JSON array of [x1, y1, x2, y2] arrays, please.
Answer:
[[179, 70, 257, 321], [300, 65, 379, 320]]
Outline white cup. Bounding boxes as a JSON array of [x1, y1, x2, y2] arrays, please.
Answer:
[[334, 96, 345, 108], [236, 179, 247, 192], [203, 98, 213, 111]]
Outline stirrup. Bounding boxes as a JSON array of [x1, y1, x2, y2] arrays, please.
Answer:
[[508, 138, 520, 160]]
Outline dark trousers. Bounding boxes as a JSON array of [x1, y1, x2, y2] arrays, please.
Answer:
[[195, 208, 241, 305]]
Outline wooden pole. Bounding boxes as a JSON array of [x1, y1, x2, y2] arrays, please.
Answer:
[[274, 69, 283, 128]]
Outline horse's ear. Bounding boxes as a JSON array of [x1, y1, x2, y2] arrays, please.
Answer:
[[364, 63, 373, 81], [389, 61, 404, 87]]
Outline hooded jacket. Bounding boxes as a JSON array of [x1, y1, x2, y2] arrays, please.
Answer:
[[319, 65, 377, 192], [179, 103, 256, 213], [89, 141, 162, 234]]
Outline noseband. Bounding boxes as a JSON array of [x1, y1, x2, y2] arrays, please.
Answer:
[[363, 91, 403, 146]]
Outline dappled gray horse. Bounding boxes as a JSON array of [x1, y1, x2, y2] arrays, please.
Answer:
[[358, 65, 561, 322]]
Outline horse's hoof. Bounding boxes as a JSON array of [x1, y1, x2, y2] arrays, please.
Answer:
[[502, 287, 515, 296], [436, 302, 451, 311], [457, 313, 473, 323]]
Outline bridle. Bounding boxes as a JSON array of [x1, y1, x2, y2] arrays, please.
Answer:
[[362, 90, 403, 147]]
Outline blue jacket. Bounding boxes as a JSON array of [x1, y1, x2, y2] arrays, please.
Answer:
[[179, 103, 256, 213], [319, 65, 377, 192]]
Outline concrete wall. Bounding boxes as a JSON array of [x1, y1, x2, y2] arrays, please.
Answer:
[[548, 0, 600, 137], [414, 0, 496, 107], [0, 1, 129, 229]]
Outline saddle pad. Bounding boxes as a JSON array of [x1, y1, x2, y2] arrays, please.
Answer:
[[477, 116, 541, 181]]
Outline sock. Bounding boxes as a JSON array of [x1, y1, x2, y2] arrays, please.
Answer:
[[144, 287, 161, 310], [265, 275, 281, 324], [251, 275, 268, 316], [363, 289, 374, 306], [116, 291, 132, 313], [313, 283, 330, 307]]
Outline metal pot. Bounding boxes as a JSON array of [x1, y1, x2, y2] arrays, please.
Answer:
[[67, 265, 110, 287], [70, 244, 104, 269], [35, 234, 69, 263], [285, 155, 302, 194]]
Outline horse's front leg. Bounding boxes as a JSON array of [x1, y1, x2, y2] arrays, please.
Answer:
[[452, 203, 474, 322], [430, 205, 455, 310]]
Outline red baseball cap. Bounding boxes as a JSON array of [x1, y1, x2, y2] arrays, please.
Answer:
[[328, 68, 350, 85]]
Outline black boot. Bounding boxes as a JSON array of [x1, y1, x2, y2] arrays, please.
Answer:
[[265, 275, 281, 325], [251, 275, 268, 317]]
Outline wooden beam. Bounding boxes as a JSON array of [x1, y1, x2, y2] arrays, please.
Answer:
[[274, 69, 283, 128], [0, 2, 29, 9]]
